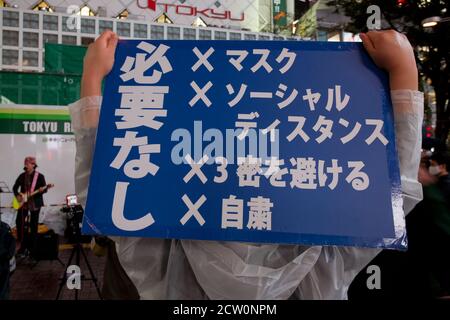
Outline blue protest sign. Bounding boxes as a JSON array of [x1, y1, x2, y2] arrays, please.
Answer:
[[83, 40, 405, 249]]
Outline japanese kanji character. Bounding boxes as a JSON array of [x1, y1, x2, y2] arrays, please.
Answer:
[[263, 158, 288, 188], [226, 50, 249, 71], [221, 195, 244, 230], [318, 159, 342, 190], [120, 41, 172, 84], [112, 181, 155, 231], [247, 196, 273, 231], [192, 47, 214, 72], [302, 89, 321, 111], [226, 83, 248, 107], [251, 49, 272, 73], [339, 118, 362, 144], [189, 81, 213, 107], [346, 161, 370, 191], [276, 48, 297, 74], [365, 119, 388, 145], [235, 112, 259, 140], [290, 157, 317, 189], [180, 194, 206, 226], [110, 131, 160, 178], [116, 86, 168, 130], [312, 115, 333, 143], [237, 156, 262, 187], [275, 83, 298, 109], [325, 85, 350, 111]]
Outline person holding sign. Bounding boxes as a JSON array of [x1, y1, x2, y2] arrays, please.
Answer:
[[69, 30, 423, 299]]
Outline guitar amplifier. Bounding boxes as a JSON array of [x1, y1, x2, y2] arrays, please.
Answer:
[[30, 229, 59, 261]]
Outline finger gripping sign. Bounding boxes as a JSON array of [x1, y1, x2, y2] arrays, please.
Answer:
[[83, 40, 406, 249]]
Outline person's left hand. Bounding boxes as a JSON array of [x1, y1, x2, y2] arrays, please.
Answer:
[[360, 30, 418, 91], [39, 187, 44, 193]]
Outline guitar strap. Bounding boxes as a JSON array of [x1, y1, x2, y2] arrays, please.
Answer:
[[30, 171, 39, 193]]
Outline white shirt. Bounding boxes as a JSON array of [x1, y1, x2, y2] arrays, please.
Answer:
[[69, 89, 423, 299]]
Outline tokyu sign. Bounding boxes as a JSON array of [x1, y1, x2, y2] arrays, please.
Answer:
[[136, 0, 245, 21]]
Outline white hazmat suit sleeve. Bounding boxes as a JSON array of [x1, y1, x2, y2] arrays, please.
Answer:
[[69, 89, 423, 300], [295, 90, 424, 299]]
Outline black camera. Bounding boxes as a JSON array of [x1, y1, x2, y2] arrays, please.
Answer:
[[60, 195, 91, 244], [61, 203, 84, 226], [56, 196, 101, 299]]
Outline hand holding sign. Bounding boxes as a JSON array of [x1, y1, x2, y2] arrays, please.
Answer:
[[82, 30, 419, 249], [360, 30, 418, 91], [82, 30, 119, 98], [79, 31, 119, 128], [70, 28, 423, 300]]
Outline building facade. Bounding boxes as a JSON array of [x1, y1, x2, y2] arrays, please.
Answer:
[[0, 0, 300, 72], [4, 0, 281, 31]]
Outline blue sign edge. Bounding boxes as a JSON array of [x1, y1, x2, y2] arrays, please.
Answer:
[[81, 40, 407, 250]]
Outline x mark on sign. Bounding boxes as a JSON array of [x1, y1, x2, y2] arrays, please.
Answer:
[[180, 194, 207, 226], [183, 154, 209, 184], [189, 81, 213, 107], [191, 47, 215, 72]]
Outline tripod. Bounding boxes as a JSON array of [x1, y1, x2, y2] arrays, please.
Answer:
[[56, 211, 102, 300]]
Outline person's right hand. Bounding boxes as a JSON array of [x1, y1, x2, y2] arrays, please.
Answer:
[[81, 30, 119, 98]]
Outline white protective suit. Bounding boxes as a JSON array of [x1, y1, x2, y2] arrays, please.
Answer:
[[69, 89, 423, 299]]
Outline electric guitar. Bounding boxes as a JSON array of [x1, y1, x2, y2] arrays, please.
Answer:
[[12, 184, 54, 210]]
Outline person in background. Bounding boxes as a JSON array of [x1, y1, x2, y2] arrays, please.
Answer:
[[12, 157, 47, 255], [349, 152, 450, 298], [69, 30, 423, 299], [429, 152, 450, 207], [426, 151, 450, 296], [0, 219, 16, 300]]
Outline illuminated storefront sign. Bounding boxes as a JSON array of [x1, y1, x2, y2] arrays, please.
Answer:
[[136, 0, 245, 21]]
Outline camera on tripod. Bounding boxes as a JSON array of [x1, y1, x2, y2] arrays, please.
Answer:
[[61, 194, 91, 244], [56, 194, 102, 300]]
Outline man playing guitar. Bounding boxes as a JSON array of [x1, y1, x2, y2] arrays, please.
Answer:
[[12, 157, 49, 255]]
